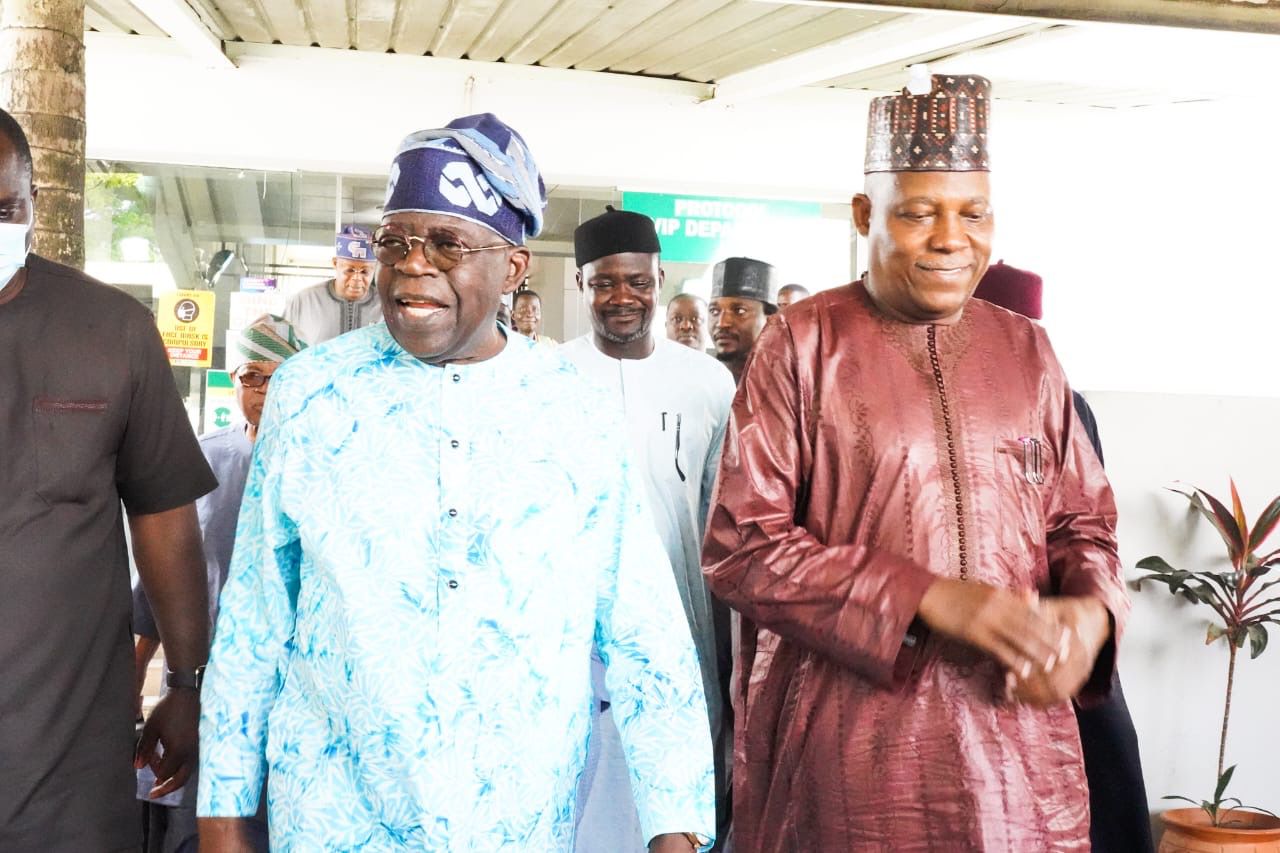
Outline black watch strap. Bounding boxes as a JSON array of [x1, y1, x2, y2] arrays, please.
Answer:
[[165, 664, 207, 690]]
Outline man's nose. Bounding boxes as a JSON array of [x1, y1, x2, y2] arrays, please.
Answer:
[[929, 212, 968, 252], [397, 243, 442, 276], [714, 312, 732, 329]]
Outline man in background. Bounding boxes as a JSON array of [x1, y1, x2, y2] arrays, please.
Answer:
[[282, 225, 382, 345], [974, 259, 1154, 853], [562, 206, 735, 852], [0, 107, 215, 851], [708, 257, 777, 385], [666, 292, 709, 352], [512, 288, 558, 345], [133, 315, 306, 853], [776, 283, 810, 309]]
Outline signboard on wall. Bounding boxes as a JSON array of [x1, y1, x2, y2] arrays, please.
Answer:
[[157, 289, 215, 367], [204, 369, 236, 432], [621, 192, 822, 264]]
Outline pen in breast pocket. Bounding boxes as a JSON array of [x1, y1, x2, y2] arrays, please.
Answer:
[[674, 413, 686, 482]]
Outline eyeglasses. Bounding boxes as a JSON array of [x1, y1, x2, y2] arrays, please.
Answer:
[[371, 226, 508, 271], [235, 369, 272, 389]]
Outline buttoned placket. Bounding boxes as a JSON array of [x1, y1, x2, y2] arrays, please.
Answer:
[[437, 365, 470, 624]]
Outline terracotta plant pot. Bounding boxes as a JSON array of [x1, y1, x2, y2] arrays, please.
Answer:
[[1159, 807, 1280, 853]]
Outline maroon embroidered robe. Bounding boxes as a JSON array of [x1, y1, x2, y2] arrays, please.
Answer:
[[703, 282, 1129, 852]]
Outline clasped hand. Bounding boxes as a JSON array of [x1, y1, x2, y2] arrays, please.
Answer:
[[918, 579, 1110, 707]]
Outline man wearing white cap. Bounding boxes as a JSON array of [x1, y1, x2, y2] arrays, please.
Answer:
[[198, 114, 714, 853], [282, 225, 382, 345], [132, 315, 306, 853]]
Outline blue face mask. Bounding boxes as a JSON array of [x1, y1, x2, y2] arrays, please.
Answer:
[[0, 222, 29, 294]]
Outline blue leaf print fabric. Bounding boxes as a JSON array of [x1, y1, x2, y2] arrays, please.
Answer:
[[197, 324, 715, 851]]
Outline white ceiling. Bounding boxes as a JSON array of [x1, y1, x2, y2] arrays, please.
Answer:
[[84, 0, 1280, 109]]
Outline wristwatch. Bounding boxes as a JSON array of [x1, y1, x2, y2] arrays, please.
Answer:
[[165, 664, 206, 690]]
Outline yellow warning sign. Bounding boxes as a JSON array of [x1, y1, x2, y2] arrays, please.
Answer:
[[157, 289, 216, 367]]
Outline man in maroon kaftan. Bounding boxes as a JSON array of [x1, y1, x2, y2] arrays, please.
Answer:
[[702, 74, 1130, 851]]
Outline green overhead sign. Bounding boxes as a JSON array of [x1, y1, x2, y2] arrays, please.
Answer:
[[621, 191, 822, 264]]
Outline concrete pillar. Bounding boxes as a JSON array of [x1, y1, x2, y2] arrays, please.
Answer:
[[0, 0, 85, 268]]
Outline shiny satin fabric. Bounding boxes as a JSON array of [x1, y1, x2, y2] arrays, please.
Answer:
[[703, 282, 1130, 852]]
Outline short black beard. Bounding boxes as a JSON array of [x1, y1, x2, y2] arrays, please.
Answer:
[[598, 319, 651, 345]]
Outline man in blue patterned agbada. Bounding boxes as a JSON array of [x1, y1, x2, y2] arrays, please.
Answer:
[[197, 114, 716, 853]]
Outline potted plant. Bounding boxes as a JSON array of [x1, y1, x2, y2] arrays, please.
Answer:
[[1136, 481, 1280, 852]]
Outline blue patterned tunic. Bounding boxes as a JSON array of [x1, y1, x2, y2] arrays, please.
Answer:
[[197, 324, 715, 851]]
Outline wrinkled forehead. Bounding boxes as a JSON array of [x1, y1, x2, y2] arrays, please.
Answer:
[[711, 296, 764, 312], [380, 210, 496, 242], [864, 169, 992, 206], [667, 296, 706, 316], [584, 251, 660, 278]]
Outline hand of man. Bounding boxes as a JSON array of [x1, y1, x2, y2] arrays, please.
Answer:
[[649, 832, 700, 853], [135, 688, 200, 798], [918, 578, 1068, 679], [198, 818, 258, 853], [1006, 596, 1111, 708]]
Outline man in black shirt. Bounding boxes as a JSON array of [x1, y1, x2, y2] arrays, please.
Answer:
[[0, 108, 216, 851]]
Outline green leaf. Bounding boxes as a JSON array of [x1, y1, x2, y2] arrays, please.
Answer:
[[1215, 766, 1236, 803], [1207, 623, 1228, 645], [1137, 555, 1178, 574], [1163, 795, 1199, 805], [1138, 573, 1189, 594], [1248, 623, 1269, 659], [1249, 495, 1280, 554]]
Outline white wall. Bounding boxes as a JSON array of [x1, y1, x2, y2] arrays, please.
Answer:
[[1086, 389, 1280, 814]]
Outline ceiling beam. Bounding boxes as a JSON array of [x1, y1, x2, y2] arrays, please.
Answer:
[[707, 13, 1038, 105], [752, 0, 1280, 36], [128, 0, 237, 68]]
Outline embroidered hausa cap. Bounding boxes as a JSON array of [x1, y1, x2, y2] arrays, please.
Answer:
[[864, 71, 991, 174], [711, 256, 780, 315], [234, 314, 308, 365], [335, 225, 373, 261]]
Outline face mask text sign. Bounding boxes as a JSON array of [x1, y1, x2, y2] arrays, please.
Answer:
[[157, 289, 216, 367]]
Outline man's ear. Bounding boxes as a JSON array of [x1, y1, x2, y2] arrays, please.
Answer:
[[851, 194, 873, 238], [501, 247, 532, 295], [575, 269, 584, 293], [658, 267, 665, 289]]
